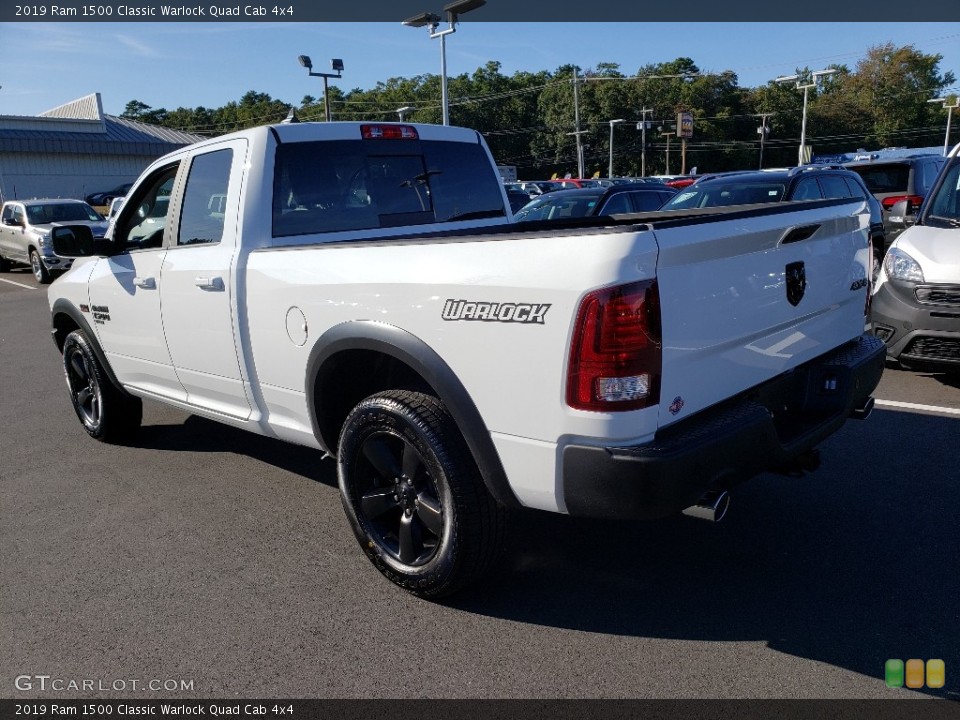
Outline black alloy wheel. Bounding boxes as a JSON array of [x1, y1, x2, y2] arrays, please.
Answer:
[[337, 390, 505, 598], [61, 329, 142, 443], [64, 338, 103, 431], [354, 429, 445, 566]]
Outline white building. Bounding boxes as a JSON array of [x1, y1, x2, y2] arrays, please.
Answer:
[[0, 93, 204, 203]]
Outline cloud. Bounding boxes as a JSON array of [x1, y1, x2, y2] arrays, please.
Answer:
[[115, 34, 161, 58]]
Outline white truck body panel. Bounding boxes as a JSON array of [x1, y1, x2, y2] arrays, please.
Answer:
[[49, 121, 883, 520]]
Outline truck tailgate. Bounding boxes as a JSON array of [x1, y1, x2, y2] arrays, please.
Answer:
[[652, 200, 871, 429]]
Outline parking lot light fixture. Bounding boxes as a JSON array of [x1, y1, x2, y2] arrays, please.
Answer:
[[298, 55, 344, 122], [403, 0, 486, 126], [396, 106, 416, 121], [775, 68, 836, 166], [928, 95, 959, 156], [608, 119, 624, 178]]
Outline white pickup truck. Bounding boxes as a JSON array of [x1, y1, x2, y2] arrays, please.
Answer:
[[48, 121, 885, 597]]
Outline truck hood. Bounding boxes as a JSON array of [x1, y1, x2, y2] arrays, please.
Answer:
[[893, 224, 960, 284], [37, 220, 110, 238]]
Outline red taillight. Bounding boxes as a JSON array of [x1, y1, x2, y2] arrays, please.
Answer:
[[360, 124, 419, 140], [566, 280, 662, 412], [880, 194, 923, 210]]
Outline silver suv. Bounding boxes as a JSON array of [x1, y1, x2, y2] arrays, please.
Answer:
[[0, 199, 108, 283]]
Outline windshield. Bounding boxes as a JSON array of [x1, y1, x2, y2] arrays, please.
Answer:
[[922, 158, 960, 228], [25, 203, 102, 224], [513, 192, 603, 222], [661, 181, 786, 210]]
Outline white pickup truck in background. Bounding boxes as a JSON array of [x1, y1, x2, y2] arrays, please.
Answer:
[[48, 121, 885, 598]]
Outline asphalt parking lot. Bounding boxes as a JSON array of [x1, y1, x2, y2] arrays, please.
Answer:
[[2, 272, 958, 700]]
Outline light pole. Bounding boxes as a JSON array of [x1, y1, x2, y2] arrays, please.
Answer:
[[637, 108, 653, 177], [298, 55, 344, 122], [396, 106, 416, 121], [928, 94, 959, 156], [607, 119, 624, 178], [775, 68, 836, 166], [403, 0, 485, 126]]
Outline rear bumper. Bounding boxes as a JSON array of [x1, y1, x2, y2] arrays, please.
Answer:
[[561, 334, 886, 520]]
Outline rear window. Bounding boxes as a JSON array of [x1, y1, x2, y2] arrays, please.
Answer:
[[847, 163, 909, 194], [273, 139, 505, 237]]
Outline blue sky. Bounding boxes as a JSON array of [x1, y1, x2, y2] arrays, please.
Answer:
[[1, 22, 958, 118]]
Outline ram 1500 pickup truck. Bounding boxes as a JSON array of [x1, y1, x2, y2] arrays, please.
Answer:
[[48, 121, 885, 598]]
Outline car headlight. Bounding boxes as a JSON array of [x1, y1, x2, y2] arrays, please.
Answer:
[[36, 233, 51, 248], [883, 247, 924, 283]]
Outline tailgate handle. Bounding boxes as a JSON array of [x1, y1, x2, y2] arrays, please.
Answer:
[[779, 224, 821, 245]]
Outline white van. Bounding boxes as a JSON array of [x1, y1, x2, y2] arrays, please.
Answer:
[[871, 143, 960, 372]]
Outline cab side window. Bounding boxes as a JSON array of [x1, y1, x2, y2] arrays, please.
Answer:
[[117, 165, 179, 251], [177, 149, 233, 246]]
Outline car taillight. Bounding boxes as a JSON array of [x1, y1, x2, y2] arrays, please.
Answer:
[[566, 280, 662, 412], [880, 194, 923, 210], [360, 124, 419, 140]]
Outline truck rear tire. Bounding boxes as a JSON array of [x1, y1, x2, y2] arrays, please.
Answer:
[[62, 329, 142, 444], [337, 390, 505, 599]]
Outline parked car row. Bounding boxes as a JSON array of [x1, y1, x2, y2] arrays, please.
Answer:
[[507, 147, 959, 375]]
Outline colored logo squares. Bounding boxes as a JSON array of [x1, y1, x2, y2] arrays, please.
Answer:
[[885, 659, 945, 689]]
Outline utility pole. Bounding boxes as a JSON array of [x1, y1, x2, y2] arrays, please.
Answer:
[[660, 128, 676, 175], [756, 112, 774, 169], [638, 108, 653, 177]]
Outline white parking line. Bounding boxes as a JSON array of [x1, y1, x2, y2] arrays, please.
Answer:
[[0, 277, 37, 290], [876, 399, 960, 417]]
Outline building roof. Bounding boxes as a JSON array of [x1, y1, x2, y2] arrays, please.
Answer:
[[0, 93, 205, 156]]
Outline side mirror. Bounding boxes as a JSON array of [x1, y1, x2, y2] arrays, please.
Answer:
[[51, 225, 110, 257], [2, 217, 22, 227], [888, 199, 917, 228]]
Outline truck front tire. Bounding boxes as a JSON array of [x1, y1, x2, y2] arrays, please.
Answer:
[[337, 390, 505, 599], [30, 249, 51, 284], [62, 329, 142, 443]]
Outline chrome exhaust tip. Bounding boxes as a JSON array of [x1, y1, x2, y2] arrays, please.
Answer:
[[850, 396, 875, 420], [682, 489, 730, 523]]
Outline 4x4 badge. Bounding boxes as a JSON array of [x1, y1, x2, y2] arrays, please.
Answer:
[[786, 262, 806, 307]]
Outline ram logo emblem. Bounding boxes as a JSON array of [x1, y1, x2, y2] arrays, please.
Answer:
[[785, 262, 806, 307]]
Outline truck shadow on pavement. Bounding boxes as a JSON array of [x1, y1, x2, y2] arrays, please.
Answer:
[[130, 408, 957, 697], [133, 415, 340, 489], [450, 409, 960, 698]]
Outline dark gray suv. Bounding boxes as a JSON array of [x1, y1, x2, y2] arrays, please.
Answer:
[[659, 166, 886, 277], [844, 153, 947, 246]]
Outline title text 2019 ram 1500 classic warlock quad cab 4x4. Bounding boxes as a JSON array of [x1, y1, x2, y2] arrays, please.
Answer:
[[48, 121, 885, 598]]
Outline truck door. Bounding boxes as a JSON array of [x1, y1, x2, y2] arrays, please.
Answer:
[[87, 162, 186, 401], [159, 141, 252, 420]]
